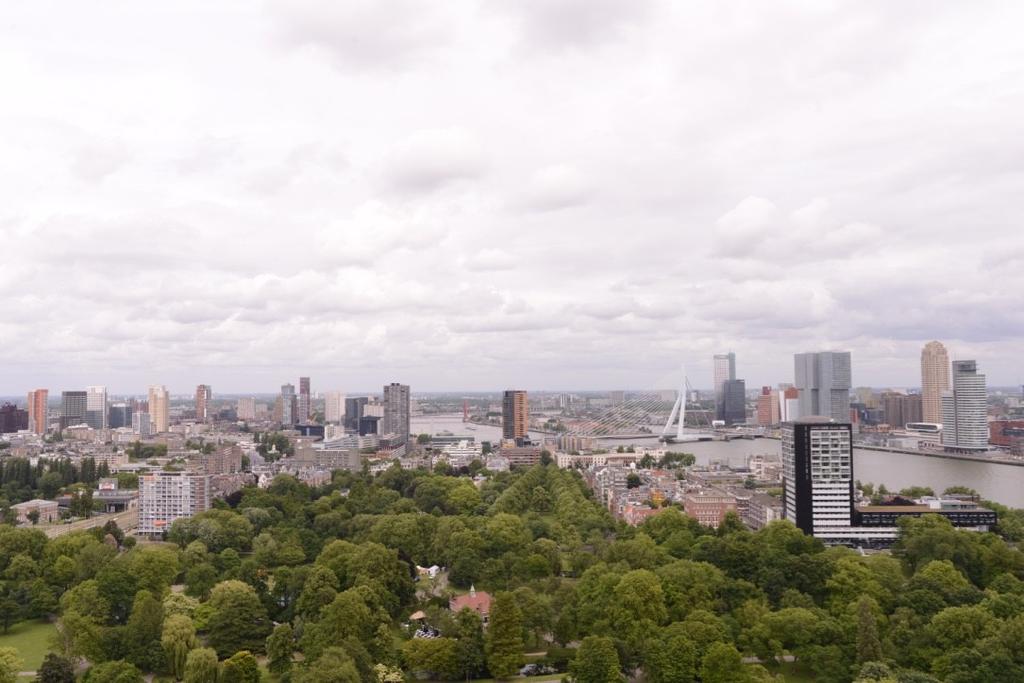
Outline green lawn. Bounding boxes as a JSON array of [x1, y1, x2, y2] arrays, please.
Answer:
[[763, 661, 817, 681], [0, 619, 57, 672]]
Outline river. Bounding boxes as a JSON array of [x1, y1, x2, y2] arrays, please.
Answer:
[[411, 415, 1024, 508]]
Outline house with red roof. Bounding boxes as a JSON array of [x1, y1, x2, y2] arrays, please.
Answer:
[[449, 585, 492, 623]]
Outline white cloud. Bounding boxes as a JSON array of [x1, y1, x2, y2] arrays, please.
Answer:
[[381, 128, 486, 194], [1, 1, 1023, 392]]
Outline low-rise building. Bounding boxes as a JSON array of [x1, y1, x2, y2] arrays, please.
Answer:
[[11, 499, 60, 525], [449, 586, 492, 623], [683, 488, 737, 528]]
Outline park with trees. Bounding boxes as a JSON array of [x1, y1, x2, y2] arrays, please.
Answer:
[[0, 460, 1022, 682]]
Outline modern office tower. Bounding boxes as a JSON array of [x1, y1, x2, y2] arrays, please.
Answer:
[[881, 392, 923, 429], [133, 411, 152, 437], [921, 341, 951, 424], [195, 384, 212, 423], [502, 390, 529, 444], [237, 397, 256, 421], [0, 403, 28, 433], [60, 391, 88, 429], [718, 379, 747, 425], [713, 352, 736, 390], [109, 402, 132, 429], [298, 377, 311, 422], [941, 360, 988, 451], [345, 397, 369, 431], [278, 384, 297, 425], [382, 383, 411, 444], [27, 389, 48, 435], [148, 385, 170, 433], [85, 386, 108, 430], [137, 470, 211, 535], [325, 391, 344, 424], [794, 351, 852, 422], [782, 418, 854, 540], [756, 387, 780, 426]]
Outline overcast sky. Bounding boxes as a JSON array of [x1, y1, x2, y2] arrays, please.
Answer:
[[2, 1, 1022, 395]]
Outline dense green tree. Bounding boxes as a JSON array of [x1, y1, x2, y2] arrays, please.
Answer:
[[0, 648, 21, 683], [220, 651, 260, 683], [402, 638, 460, 680], [82, 660, 144, 683], [182, 648, 219, 683], [206, 580, 272, 657], [486, 592, 524, 679], [124, 590, 164, 671], [265, 623, 294, 675], [293, 646, 361, 683], [645, 634, 698, 683], [35, 653, 75, 683], [856, 596, 884, 665], [699, 642, 747, 683], [161, 613, 197, 680], [454, 607, 487, 680], [569, 636, 621, 683]]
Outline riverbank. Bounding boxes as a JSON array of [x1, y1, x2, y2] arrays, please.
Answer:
[[853, 443, 1024, 467]]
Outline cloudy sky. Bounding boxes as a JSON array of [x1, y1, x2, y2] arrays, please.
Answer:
[[2, 1, 1023, 394]]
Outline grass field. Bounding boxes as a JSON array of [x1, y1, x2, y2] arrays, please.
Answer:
[[0, 619, 57, 672], [764, 661, 817, 681]]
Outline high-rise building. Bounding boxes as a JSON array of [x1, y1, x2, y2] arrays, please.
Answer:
[[195, 384, 212, 423], [60, 391, 88, 429], [138, 470, 211, 536], [27, 389, 49, 435], [756, 387, 781, 426], [713, 352, 736, 390], [941, 360, 988, 451], [794, 351, 851, 422], [718, 379, 747, 425], [279, 384, 297, 425], [782, 418, 854, 541], [345, 397, 369, 430], [325, 392, 344, 424], [148, 385, 170, 433], [920, 341, 951, 425], [85, 386, 108, 430], [502, 390, 529, 444], [237, 397, 256, 421], [109, 402, 132, 429], [0, 403, 28, 433], [382, 383, 410, 444], [133, 411, 152, 437], [881, 392, 923, 429], [298, 377, 311, 423]]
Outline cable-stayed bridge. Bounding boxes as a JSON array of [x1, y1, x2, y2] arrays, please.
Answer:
[[557, 366, 715, 443]]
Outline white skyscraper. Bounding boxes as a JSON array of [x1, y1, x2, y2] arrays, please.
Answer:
[[941, 360, 988, 451], [86, 385, 108, 430], [325, 392, 345, 424]]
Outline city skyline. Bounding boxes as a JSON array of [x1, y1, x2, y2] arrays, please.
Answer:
[[1, 4, 1023, 392]]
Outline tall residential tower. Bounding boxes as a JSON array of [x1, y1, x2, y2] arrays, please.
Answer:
[[920, 341, 950, 424], [941, 360, 988, 451], [382, 383, 411, 444], [502, 390, 529, 444]]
